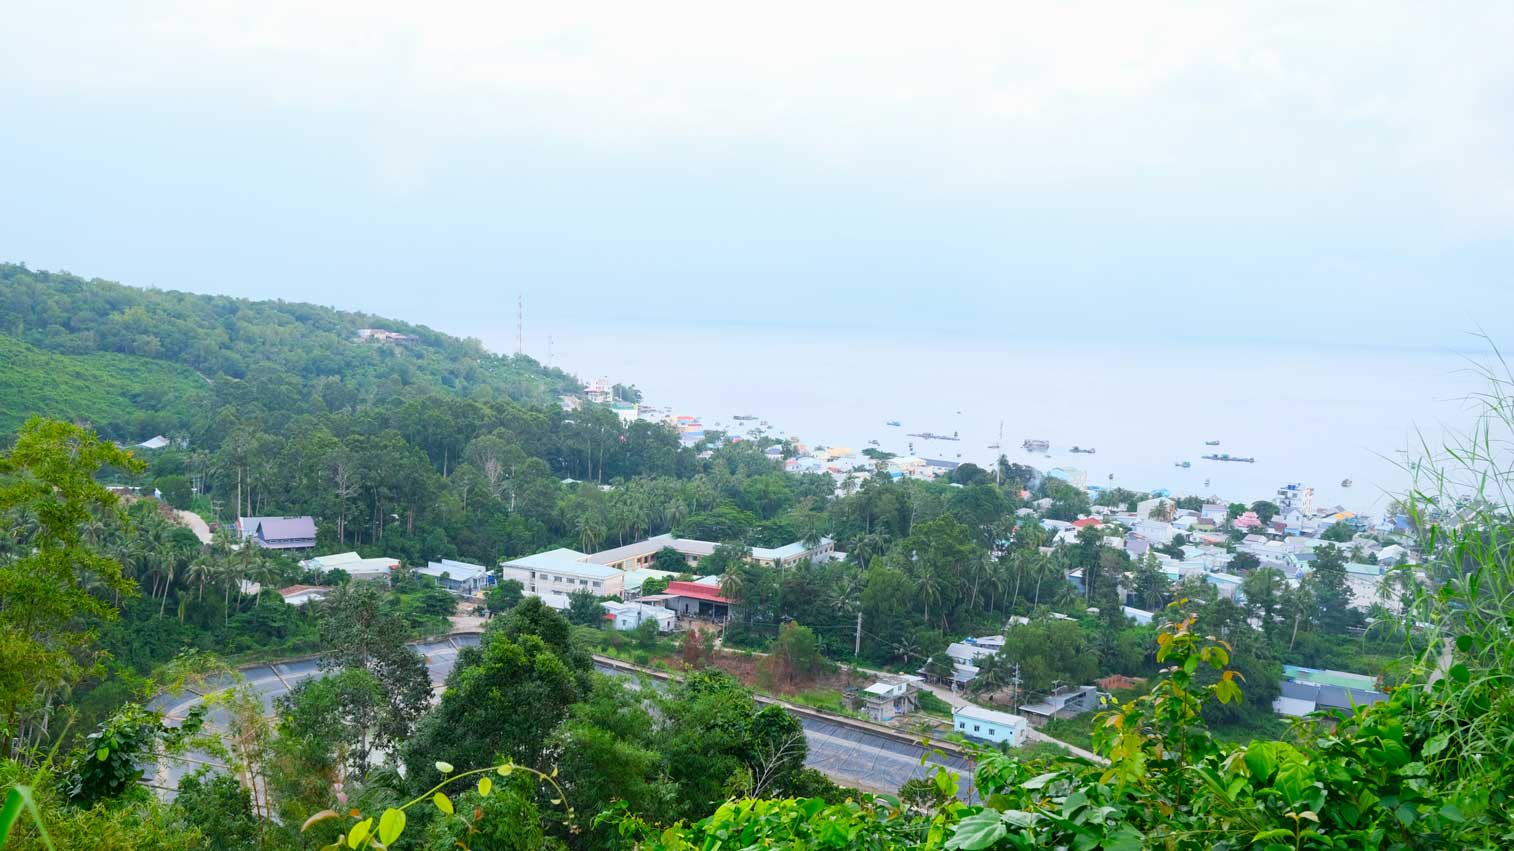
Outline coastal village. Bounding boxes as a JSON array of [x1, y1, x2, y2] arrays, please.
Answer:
[[212, 377, 1422, 751]]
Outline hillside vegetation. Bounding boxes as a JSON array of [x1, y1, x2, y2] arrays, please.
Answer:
[[0, 262, 579, 440], [0, 335, 209, 433]]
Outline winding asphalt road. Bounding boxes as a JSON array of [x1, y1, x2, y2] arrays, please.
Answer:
[[143, 634, 976, 798]]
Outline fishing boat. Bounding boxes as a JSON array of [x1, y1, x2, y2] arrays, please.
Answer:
[[987, 443, 1000, 450], [886, 420, 901, 427], [867, 439, 880, 447], [1204, 440, 1221, 446], [1174, 460, 1191, 468], [1203, 478, 1210, 488], [1022, 439, 1050, 452], [1202, 453, 1256, 463], [1341, 478, 1353, 488], [1069, 446, 1096, 454], [733, 415, 757, 421]]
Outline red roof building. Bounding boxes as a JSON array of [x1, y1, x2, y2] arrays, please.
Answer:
[[1071, 518, 1102, 529], [663, 581, 731, 604]]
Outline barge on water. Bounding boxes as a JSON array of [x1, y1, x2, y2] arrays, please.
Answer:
[[1202, 453, 1255, 463]]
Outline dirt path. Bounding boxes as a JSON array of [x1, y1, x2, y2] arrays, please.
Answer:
[[174, 509, 213, 544]]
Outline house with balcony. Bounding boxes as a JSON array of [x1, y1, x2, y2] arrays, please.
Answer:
[[855, 676, 924, 722]]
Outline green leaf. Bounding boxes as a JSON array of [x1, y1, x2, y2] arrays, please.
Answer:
[[378, 808, 406, 845], [1103, 824, 1143, 851], [1245, 743, 1278, 781], [96, 748, 109, 761], [1455, 634, 1473, 653], [1449, 663, 1470, 683], [1022, 772, 1060, 790], [434, 760, 454, 775], [347, 817, 373, 848], [1001, 810, 1038, 828], [433, 792, 454, 815], [0, 788, 24, 844], [945, 810, 1007, 851], [478, 777, 493, 797], [496, 763, 514, 776]]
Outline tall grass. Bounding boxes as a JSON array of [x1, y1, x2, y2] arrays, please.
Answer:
[[1395, 340, 1514, 810]]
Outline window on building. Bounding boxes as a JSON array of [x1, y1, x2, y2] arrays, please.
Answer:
[[974, 725, 980, 732], [988, 728, 996, 735]]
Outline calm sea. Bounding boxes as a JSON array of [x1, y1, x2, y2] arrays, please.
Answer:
[[483, 322, 1489, 516]]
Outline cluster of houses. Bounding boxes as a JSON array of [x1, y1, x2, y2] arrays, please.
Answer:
[[499, 532, 836, 627], [782, 450, 963, 487], [1040, 482, 1419, 615], [278, 551, 493, 607], [356, 328, 418, 343], [1272, 665, 1388, 717]]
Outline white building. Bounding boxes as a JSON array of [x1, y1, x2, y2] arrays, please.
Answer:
[[1200, 503, 1229, 524], [952, 704, 1028, 746], [416, 559, 492, 594], [300, 551, 399, 583], [859, 676, 923, 722], [943, 637, 1003, 686], [1135, 497, 1175, 521], [501, 548, 626, 598], [1132, 520, 1177, 545], [601, 600, 677, 632], [1276, 483, 1314, 515]]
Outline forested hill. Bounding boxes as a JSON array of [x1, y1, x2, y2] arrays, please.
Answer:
[[0, 262, 580, 437]]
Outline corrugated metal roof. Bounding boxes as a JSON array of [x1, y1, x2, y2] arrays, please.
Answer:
[[664, 581, 731, 604]]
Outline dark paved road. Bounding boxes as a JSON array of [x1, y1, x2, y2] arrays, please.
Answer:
[[145, 633, 976, 798]]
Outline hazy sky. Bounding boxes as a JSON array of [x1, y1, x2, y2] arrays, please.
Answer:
[[4, 2, 1512, 349]]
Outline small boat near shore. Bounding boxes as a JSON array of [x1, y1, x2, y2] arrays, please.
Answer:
[[1174, 460, 1191, 468], [1022, 439, 1050, 452], [1202, 453, 1255, 463], [908, 431, 960, 441], [1069, 446, 1096, 454], [1204, 440, 1221, 446], [886, 420, 901, 427]]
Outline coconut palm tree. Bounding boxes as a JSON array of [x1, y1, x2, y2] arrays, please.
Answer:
[[915, 569, 944, 631]]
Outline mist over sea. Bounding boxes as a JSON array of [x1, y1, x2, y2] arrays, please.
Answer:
[[481, 321, 1487, 516]]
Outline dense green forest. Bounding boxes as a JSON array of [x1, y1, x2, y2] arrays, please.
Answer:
[[2, 268, 1508, 849], [0, 263, 580, 439], [0, 335, 208, 433]]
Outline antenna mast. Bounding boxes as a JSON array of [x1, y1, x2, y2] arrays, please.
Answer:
[[515, 294, 523, 356], [996, 420, 1005, 484]]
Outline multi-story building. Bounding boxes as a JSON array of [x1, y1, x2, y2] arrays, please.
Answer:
[[1276, 483, 1314, 515], [500, 548, 627, 598]]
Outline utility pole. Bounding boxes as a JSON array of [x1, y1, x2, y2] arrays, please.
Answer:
[[515, 294, 523, 356], [854, 609, 863, 657], [1010, 662, 1023, 711], [995, 420, 1005, 485]]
